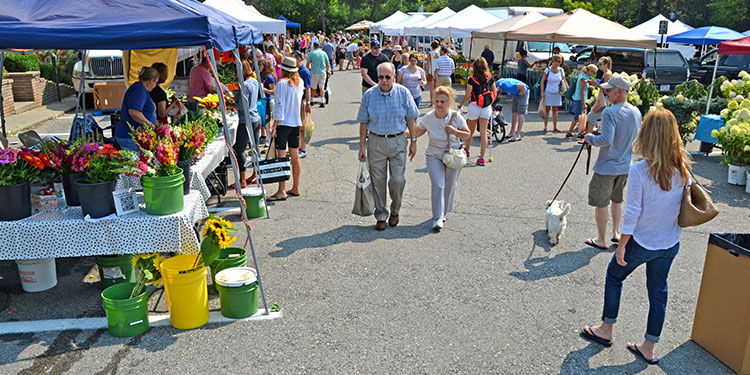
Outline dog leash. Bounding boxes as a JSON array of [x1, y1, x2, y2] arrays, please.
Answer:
[[548, 141, 591, 207]]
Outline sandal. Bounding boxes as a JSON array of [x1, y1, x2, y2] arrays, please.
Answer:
[[565, 132, 574, 138], [266, 195, 287, 202]]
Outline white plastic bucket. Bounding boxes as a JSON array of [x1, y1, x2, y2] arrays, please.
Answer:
[[728, 164, 749, 185], [16, 258, 57, 292]]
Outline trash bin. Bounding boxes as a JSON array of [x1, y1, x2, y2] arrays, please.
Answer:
[[691, 233, 750, 375]]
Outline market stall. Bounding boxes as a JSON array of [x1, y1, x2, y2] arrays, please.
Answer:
[[204, 0, 286, 35], [667, 26, 746, 57], [403, 7, 456, 37], [370, 11, 410, 33], [422, 5, 502, 38], [381, 13, 427, 36], [345, 20, 374, 31], [470, 11, 548, 65], [0, 0, 272, 325], [631, 14, 695, 59]]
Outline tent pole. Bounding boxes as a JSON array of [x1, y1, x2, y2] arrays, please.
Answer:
[[0, 51, 6, 138], [501, 39, 507, 77], [232, 48, 269, 219], [81, 50, 87, 124], [706, 56, 720, 114], [209, 50, 270, 316], [251, 45, 264, 98]]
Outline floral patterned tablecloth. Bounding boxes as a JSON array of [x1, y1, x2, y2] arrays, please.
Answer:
[[0, 191, 209, 260]]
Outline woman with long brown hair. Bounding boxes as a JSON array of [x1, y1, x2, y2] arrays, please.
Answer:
[[267, 57, 304, 201], [268, 45, 284, 80], [581, 109, 692, 365], [458, 57, 495, 166]]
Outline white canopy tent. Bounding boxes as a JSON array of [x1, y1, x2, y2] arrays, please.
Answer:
[[631, 14, 695, 59], [370, 11, 409, 32], [204, 0, 286, 34], [381, 13, 427, 36], [469, 11, 548, 63], [424, 5, 502, 38], [403, 7, 456, 36]]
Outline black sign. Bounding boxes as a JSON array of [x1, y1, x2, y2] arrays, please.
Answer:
[[659, 20, 669, 35]]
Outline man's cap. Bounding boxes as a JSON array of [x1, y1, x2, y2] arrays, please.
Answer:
[[370, 40, 381, 47], [601, 74, 631, 91]]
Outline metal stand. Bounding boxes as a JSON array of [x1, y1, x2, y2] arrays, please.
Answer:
[[0, 51, 6, 138], [207, 50, 269, 316]]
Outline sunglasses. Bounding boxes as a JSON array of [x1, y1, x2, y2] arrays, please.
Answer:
[[378, 75, 392, 80]]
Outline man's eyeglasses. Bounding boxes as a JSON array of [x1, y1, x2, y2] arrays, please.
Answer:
[[378, 75, 392, 80]]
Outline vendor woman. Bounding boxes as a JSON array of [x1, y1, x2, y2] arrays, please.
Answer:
[[115, 66, 159, 151], [150, 62, 181, 124]]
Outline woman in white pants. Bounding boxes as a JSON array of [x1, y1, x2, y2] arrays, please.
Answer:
[[410, 86, 470, 231]]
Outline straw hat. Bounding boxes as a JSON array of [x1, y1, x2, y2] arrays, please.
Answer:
[[280, 57, 298, 72], [393, 45, 402, 51]]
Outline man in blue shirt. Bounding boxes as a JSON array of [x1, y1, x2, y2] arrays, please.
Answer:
[[296, 52, 312, 158], [583, 75, 641, 250], [495, 78, 529, 142], [321, 37, 336, 76], [357, 62, 419, 231], [306, 42, 330, 108]]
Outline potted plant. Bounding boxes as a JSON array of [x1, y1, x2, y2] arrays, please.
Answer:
[[0, 148, 46, 221], [40, 139, 82, 206], [72, 142, 144, 218], [172, 120, 209, 195], [131, 123, 185, 215], [101, 252, 162, 338], [713, 100, 750, 185]]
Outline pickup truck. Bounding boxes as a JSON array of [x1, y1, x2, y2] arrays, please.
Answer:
[[72, 48, 200, 94], [690, 48, 750, 85], [567, 46, 689, 92]]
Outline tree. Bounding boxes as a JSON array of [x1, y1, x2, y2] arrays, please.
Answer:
[[319, 0, 327, 34]]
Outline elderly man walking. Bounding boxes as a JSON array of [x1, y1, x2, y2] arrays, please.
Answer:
[[583, 75, 642, 250], [357, 62, 419, 230]]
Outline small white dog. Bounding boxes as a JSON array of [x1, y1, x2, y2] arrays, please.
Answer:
[[546, 200, 571, 246]]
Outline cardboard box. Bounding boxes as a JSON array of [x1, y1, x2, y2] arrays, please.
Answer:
[[93, 81, 126, 110], [691, 233, 750, 375]]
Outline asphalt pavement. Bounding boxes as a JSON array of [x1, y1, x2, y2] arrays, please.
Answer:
[[1, 69, 748, 374]]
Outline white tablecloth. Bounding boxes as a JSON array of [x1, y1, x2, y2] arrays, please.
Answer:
[[0, 191, 209, 260]]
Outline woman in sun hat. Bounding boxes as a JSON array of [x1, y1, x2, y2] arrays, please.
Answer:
[[267, 57, 305, 202]]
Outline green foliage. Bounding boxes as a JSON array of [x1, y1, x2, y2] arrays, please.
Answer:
[[217, 63, 237, 85], [674, 80, 706, 100], [631, 78, 660, 116], [4, 53, 40, 72], [661, 96, 700, 142]]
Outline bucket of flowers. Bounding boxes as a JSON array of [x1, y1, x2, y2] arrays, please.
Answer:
[[0, 148, 47, 221], [172, 120, 209, 195], [130, 122, 185, 215], [713, 98, 750, 185]]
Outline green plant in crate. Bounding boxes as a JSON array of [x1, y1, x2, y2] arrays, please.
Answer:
[[129, 253, 164, 298], [674, 80, 707, 100], [661, 96, 699, 142]]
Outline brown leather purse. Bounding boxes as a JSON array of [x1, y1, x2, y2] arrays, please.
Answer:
[[678, 170, 719, 227]]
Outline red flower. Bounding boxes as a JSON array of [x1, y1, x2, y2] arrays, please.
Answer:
[[38, 153, 52, 168], [99, 144, 119, 157]]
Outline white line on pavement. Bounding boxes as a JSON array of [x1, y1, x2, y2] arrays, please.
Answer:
[[0, 311, 281, 335]]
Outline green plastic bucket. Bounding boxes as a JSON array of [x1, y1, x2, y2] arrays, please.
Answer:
[[209, 247, 247, 292], [142, 173, 185, 216], [96, 254, 135, 289], [101, 282, 149, 338], [215, 267, 258, 319], [241, 187, 265, 218]]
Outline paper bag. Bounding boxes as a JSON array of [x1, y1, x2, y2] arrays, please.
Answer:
[[352, 161, 375, 216]]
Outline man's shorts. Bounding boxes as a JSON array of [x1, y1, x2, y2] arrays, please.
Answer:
[[511, 90, 529, 115], [588, 173, 628, 207], [275, 125, 300, 150], [571, 100, 583, 121], [467, 102, 491, 120], [346, 51, 354, 61], [311, 73, 326, 90]]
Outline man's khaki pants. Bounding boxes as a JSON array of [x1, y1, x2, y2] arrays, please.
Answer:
[[366, 133, 407, 222]]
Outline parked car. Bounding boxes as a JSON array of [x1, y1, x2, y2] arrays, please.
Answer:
[[568, 46, 689, 92], [690, 48, 750, 85]]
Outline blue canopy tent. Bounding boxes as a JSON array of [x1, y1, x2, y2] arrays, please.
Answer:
[[0, 0, 271, 314], [279, 15, 301, 29], [666, 26, 745, 45]]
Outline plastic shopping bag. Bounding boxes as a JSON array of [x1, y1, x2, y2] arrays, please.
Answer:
[[537, 97, 547, 121], [352, 161, 375, 216]]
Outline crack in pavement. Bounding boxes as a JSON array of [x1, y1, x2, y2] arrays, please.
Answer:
[[19, 329, 105, 375]]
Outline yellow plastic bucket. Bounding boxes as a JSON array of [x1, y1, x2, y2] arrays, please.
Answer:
[[160, 254, 208, 329]]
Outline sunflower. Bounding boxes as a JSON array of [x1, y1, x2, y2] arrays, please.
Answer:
[[131, 253, 164, 286]]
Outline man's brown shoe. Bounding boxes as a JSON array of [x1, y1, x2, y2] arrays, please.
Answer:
[[388, 214, 399, 227], [375, 221, 387, 231]]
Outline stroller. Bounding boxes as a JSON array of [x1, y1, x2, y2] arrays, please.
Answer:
[[488, 99, 508, 143]]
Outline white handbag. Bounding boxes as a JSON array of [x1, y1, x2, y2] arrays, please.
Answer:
[[442, 111, 467, 169], [352, 161, 375, 216]]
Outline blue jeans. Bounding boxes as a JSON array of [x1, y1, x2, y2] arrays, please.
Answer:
[[186, 101, 198, 112], [602, 238, 679, 343], [117, 137, 139, 152], [413, 96, 422, 107]]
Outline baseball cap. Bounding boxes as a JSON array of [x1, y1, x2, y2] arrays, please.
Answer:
[[600, 74, 631, 91], [370, 40, 381, 48], [313, 41, 320, 47]]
